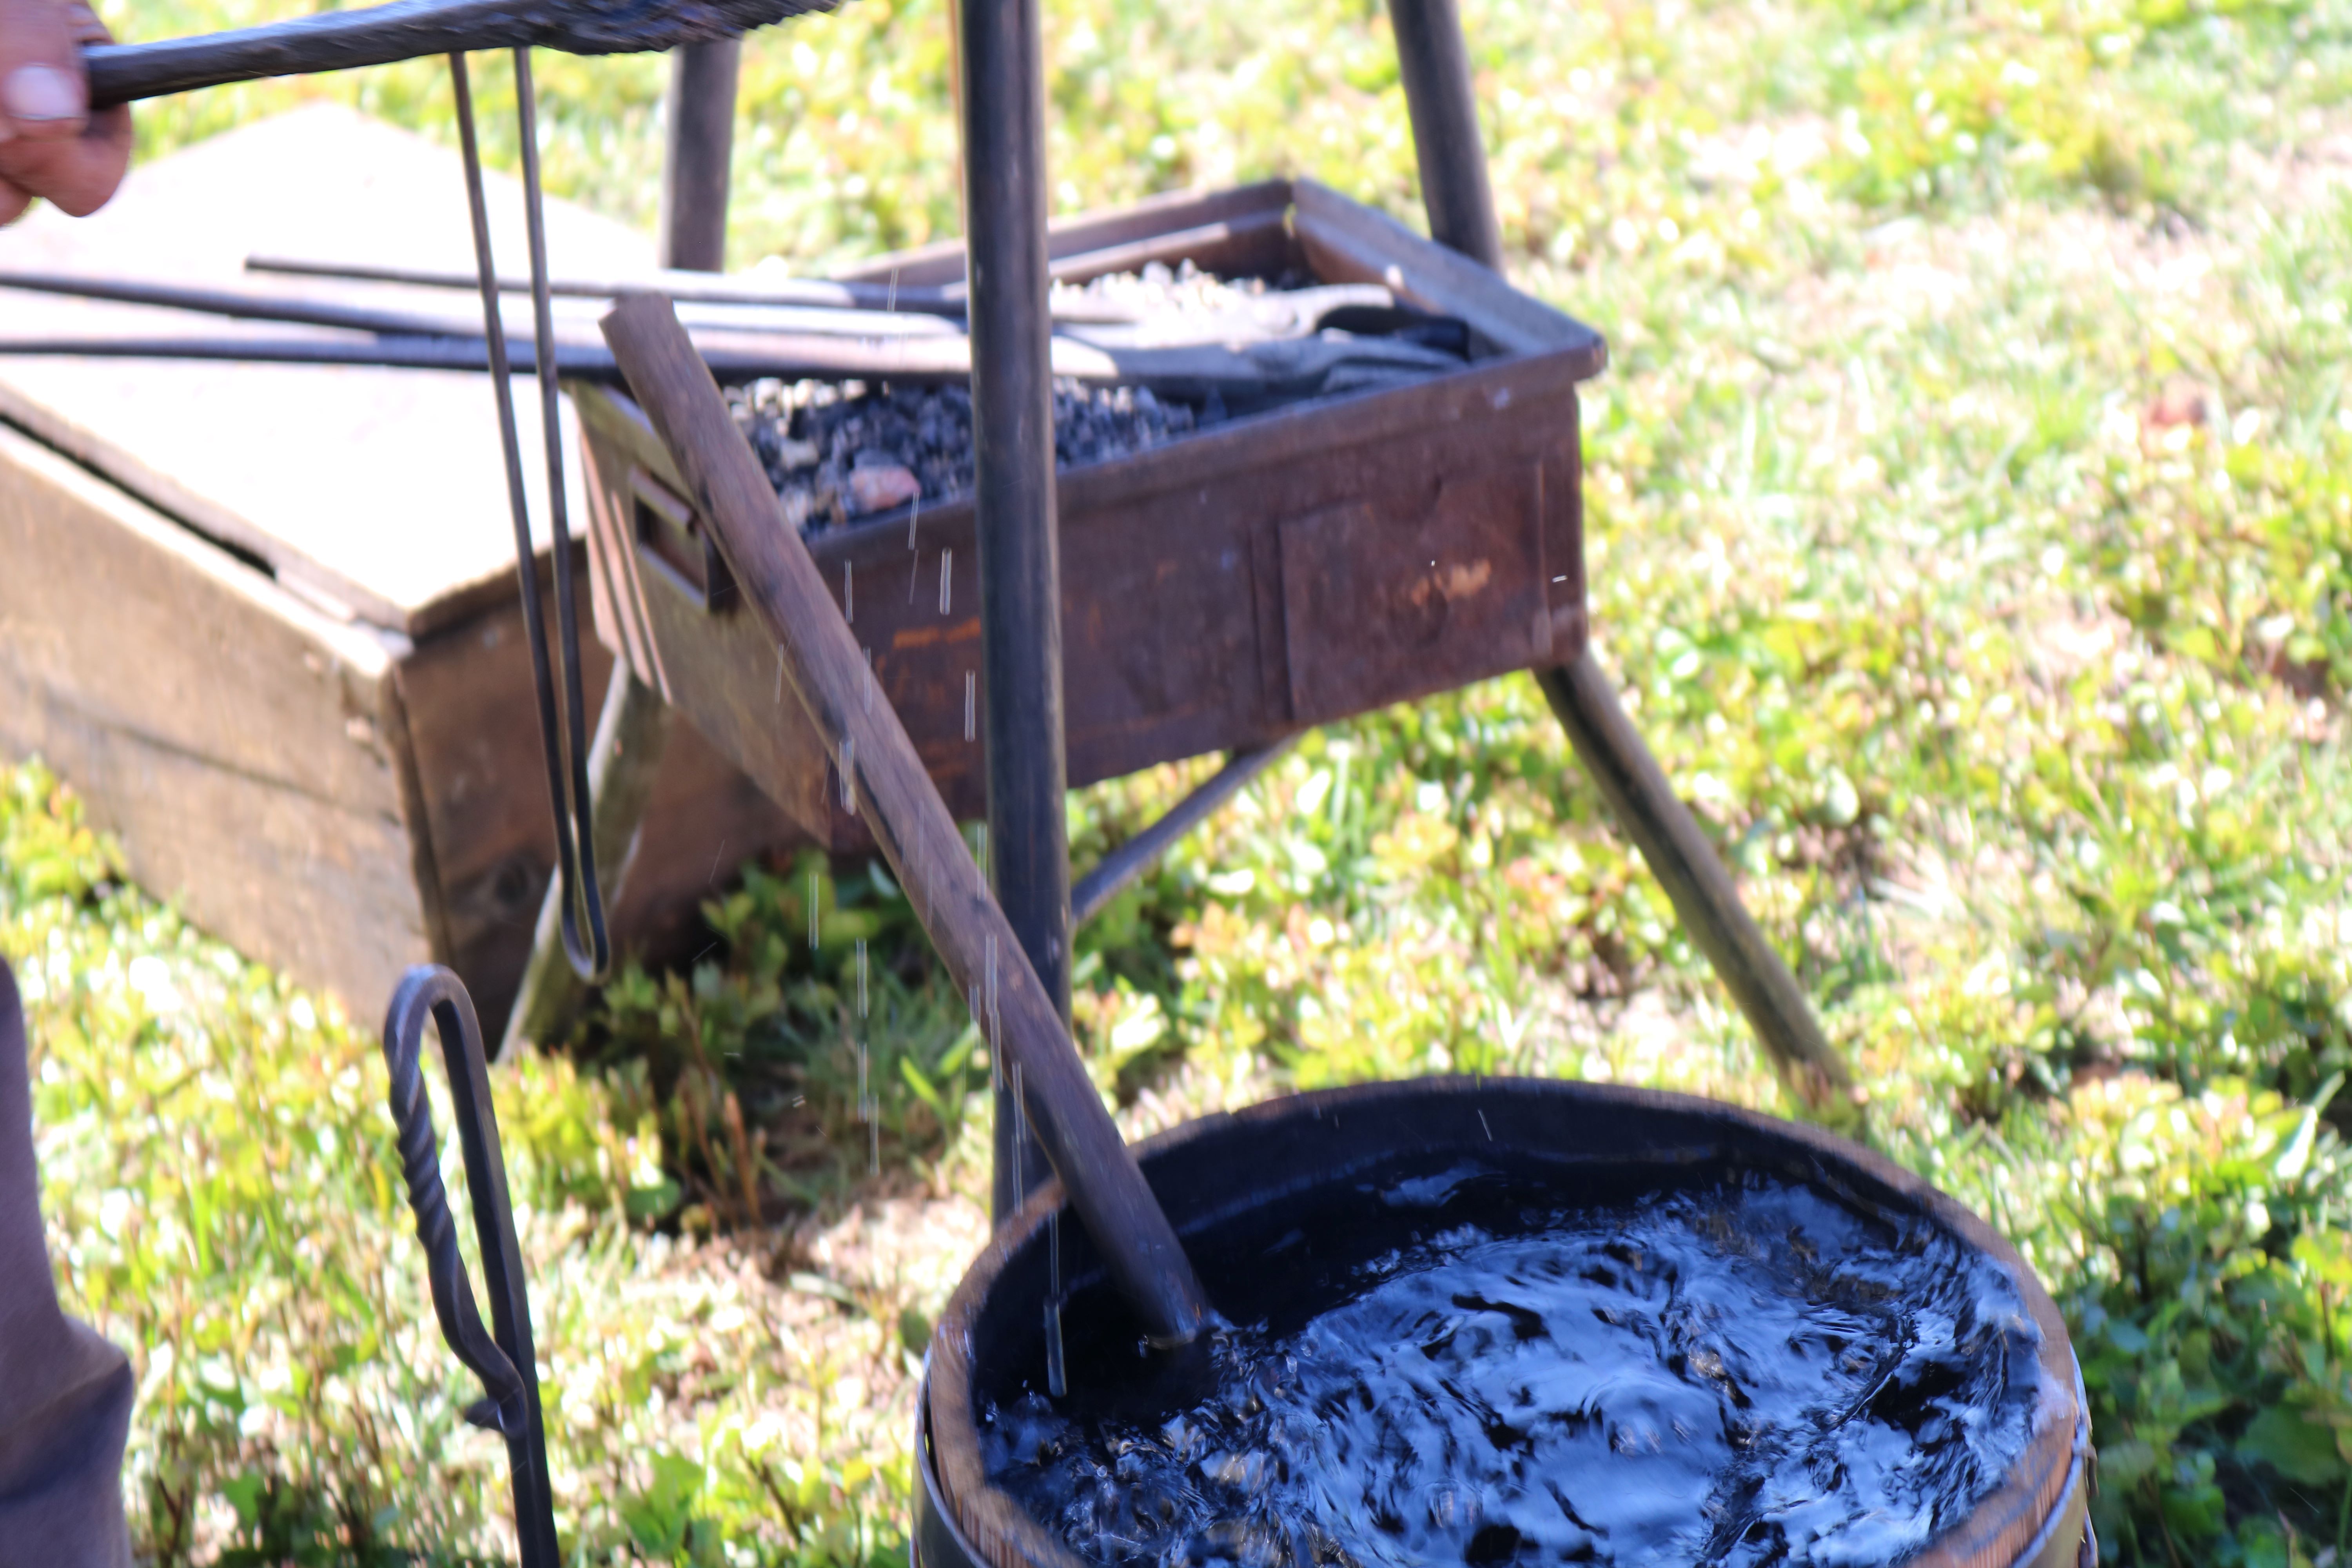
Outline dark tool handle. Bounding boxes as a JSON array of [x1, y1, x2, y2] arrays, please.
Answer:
[[382, 969, 530, 1437], [600, 292, 1212, 1348], [83, 0, 820, 108], [381, 965, 561, 1568]]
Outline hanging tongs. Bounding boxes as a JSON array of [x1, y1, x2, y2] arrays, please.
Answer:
[[381, 965, 560, 1568], [445, 43, 612, 984]]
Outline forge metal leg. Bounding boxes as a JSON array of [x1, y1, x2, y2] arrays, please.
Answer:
[[958, 0, 1063, 1219], [1070, 739, 1299, 928], [1389, 0, 1851, 1118], [1534, 661, 1851, 1116], [657, 40, 742, 272], [499, 662, 674, 1058], [1386, 0, 1504, 272]]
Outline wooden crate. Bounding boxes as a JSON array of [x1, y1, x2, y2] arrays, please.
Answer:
[[0, 108, 802, 1025], [575, 179, 1606, 846]]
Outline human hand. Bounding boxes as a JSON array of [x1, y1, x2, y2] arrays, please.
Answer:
[[0, 0, 129, 223]]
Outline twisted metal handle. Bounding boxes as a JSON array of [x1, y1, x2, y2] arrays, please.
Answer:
[[381, 965, 561, 1567], [382, 969, 528, 1436]]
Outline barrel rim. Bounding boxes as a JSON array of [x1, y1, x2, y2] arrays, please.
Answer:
[[929, 1076, 2082, 1568]]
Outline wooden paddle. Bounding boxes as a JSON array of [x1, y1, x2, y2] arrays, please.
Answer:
[[599, 292, 1211, 1348]]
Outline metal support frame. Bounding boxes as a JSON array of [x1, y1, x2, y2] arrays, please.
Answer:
[[957, 0, 1063, 1219], [1386, 0, 1852, 1118], [1385, 0, 1504, 272], [1070, 739, 1297, 927], [500, 661, 675, 1056], [658, 40, 742, 271]]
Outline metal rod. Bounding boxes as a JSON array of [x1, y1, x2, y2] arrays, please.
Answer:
[[958, 0, 1062, 1223], [249, 252, 961, 314], [0, 266, 960, 341], [1534, 656, 1854, 1120], [0, 333, 606, 372], [1386, 0, 1504, 271], [452, 51, 605, 1003], [382, 966, 561, 1568], [501, 663, 674, 1057], [83, 0, 825, 108], [515, 46, 610, 981], [0, 267, 475, 336], [658, 39, 742, 273], [1070, 738, 1298, 927]]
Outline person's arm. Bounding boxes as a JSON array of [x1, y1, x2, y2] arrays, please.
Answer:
[[0, 0, 128, 222]]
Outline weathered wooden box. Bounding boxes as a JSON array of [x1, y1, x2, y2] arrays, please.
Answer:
[[0, 108, 800, 1025], [576, 179, 1606, 845]]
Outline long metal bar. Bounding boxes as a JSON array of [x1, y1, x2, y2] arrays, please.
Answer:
[[958, 0, 1061, 1221], [0, 267, 475, 335], [515, 46, 611, 980], [1070, 739, 1298, 927], [658, 40, 743, 272], [1385, 0, 1504, 271], [0, 267, 959, 340], [248, 252, 964, 314]]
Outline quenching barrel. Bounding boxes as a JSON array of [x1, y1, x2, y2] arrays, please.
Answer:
[[917, 1078, 2090, 1568]]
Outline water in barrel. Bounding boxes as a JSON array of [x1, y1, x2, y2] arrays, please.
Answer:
[[982, 1164, 2051, 1568]]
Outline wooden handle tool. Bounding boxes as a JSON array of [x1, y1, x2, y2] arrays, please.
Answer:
[[600, 292, 1210, 1347]]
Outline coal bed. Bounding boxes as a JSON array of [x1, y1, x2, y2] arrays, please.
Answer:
[[980, 1165, 2051, 1568], [723, 263, 1473, 535]]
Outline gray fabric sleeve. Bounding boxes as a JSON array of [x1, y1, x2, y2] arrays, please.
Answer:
[[0, 955, 133, 1568]]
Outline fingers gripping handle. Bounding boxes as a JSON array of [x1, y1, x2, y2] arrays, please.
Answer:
[[381, 967, 530, 1437]]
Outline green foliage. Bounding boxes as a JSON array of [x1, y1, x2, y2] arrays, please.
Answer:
[[573, 852, 983, 1230]]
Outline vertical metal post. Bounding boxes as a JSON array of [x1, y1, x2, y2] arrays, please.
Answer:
[[1388, 0, 1853, 1119], [957, 0, 1065, 1218], [658, 40, 742, 272], [1385, 0, 1504, 272]]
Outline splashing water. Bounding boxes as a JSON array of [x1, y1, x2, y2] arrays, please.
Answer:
[[984, 1170, 2049, 1568]]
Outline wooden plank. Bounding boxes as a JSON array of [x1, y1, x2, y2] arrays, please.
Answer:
[[604, 290, 1211, 1348], [0, 421, 428, 1009], [1291, 178, 1606, 364]]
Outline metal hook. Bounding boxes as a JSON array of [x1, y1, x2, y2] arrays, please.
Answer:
[[381, 964, 560, 1568], [450, 49, 610, 983]]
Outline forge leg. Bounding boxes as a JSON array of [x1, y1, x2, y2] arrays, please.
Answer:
[[1386, 0, 1505, 271], [500, 662, 674, 1058], [658, 40, 742, 272], [1388, 0, 1851, 1116], [1534, 660, 1851, 1113], [958, 0, 1063, 1218]]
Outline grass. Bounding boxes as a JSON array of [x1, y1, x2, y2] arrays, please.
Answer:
[[9, 0, 2351, 1557]]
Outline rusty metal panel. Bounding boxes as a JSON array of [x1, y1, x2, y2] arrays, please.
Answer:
[[1278, 459, 1548, 726], [572, 181, 1603, 837]]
